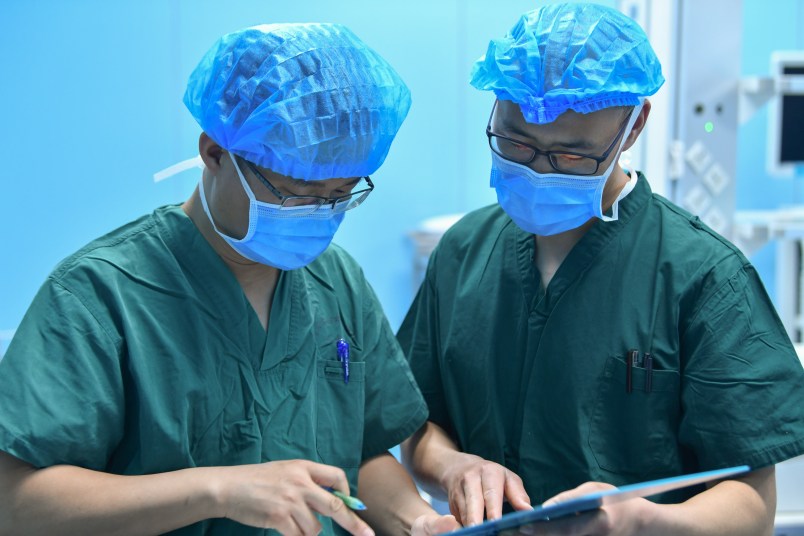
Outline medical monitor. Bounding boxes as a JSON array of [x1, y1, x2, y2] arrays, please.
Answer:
[[768, 51, 804, 176]]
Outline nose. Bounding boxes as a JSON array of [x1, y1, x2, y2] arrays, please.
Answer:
[[526, 154, 558, 174]]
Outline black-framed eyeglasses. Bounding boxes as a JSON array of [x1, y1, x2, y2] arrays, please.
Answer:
[[244, 160, 374, 217], [485, 101, 633, 176]]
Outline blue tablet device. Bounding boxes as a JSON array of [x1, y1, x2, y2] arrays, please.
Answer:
[[446, 465, 750, 536]]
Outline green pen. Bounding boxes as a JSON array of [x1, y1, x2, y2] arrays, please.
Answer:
[[322, 486, 367, 511]]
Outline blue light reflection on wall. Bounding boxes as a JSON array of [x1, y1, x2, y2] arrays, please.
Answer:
[[0, 0, 799, 336]]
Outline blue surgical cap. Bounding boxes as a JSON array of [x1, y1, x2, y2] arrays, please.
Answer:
[[470, 3, 664, 124], [184, 23, 411, 180]]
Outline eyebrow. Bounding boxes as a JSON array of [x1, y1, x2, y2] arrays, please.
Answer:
[[287, 177, 362, 189]]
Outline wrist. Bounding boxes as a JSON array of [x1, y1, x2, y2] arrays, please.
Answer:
[[195, 466, 229, 520], [633, 500, 678, 536]]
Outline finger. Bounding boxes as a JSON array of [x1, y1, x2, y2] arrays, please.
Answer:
[[413, 514, 462, 536], [479, 468, 505, 520], [411, 515, 432, 536], [288, 505, 322, 536], [503, 471, 531, 511], [537, 510, 600, 536], [438, 514, 462, 533], [308, 486, 374, 536], [542, 482, 611, 507], [449, 491, 467, 528], [429, 514, 461, 535], [449, 473, 475, 525], [461, 473, 485, 526], [305, 461, 351, 494], [275, 512, 308, 536], [541, 489, 577, 507]]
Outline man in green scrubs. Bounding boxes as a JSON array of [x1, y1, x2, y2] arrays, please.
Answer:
[[0, 23, 459, 536], [398, 4, 804, 535]]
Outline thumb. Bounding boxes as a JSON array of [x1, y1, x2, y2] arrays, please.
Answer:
[[414, 514, 461, 536], [429, 514, 461, 535]]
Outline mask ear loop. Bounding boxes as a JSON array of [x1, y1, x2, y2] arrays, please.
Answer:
[[597, 99, 645, 221], [198, 172, 238, 241], [198, 152, 260, 244], [227, 152, 258, 202], [224, 154, 312, 217]]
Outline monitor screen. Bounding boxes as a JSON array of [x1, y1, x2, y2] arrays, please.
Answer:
[[767, 52, 804, 176], [780, 66, 804, 164]]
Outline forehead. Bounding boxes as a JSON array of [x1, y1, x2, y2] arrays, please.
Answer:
[[250, 161, 360, 190], [494, 100, 627, 140]]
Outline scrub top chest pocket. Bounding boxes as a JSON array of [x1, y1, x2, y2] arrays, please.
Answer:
[[315, 340, 366, 471], [588, 354, 682, 479]]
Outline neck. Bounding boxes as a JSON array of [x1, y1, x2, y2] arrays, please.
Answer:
[[533, 165, 631, 288], [533, 220, 590, 288], [183, 186, 280, 330], [184, 186, 279, 275], [601, 165, 631, 214], [534, 219, 593, 255]]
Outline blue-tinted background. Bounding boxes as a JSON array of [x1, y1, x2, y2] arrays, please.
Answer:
[[1, 0, 802, 345]]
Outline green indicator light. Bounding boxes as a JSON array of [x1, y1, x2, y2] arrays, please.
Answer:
[[704, 121, 714, 133]]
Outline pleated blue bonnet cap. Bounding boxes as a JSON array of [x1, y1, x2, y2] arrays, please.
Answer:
[[184, 23, 411, 180], [470, 3, 664, 124]]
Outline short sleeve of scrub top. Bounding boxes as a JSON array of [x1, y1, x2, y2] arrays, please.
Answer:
[[0, 205, 428, 536], [0, 277, 125, 469]]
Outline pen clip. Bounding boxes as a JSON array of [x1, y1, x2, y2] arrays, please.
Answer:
[[643, 353, 654, 393], [626, 349, 638, 394], [336, 338, 350, 385]]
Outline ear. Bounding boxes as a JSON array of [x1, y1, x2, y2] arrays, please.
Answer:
[[622, 99, 652, 151], [198, 132, 225, 173]]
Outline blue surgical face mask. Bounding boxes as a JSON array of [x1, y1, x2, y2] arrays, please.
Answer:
[[198, 153, 345, 270], [490, 103, 643, 236]]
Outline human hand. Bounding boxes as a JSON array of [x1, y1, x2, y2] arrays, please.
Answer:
[[212, 459, 374, 536], [411, 513, 462, 536], [519, 482, 655, 536], [439, 452, 531, 527]]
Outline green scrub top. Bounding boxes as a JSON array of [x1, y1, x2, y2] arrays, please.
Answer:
[[0, 205, 428, 536], [398, 174, 804, 505]]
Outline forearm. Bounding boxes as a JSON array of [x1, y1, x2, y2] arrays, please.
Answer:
[[0, 451, 223, 536], [400, 422, 462, 501], [644, 467, 776, 536], [358, 452, 436, 536]]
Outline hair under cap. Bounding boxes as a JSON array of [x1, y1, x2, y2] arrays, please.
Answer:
[[470, 3, 664, 124], [184, 23, 411, 180]]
